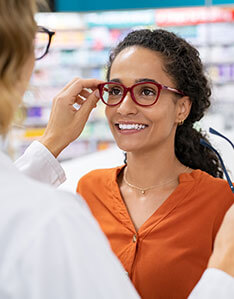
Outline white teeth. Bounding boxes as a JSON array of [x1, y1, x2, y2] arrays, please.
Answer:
[[118, 124, 146, 130]]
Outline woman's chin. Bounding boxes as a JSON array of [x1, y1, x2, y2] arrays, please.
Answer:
[[115, 141, 140, 153]]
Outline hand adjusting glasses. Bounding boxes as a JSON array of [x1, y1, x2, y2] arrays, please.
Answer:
[[35, 26, 55, 60], [98, 81, 185, 107]]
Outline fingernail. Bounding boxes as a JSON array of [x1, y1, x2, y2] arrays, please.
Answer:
[[94, 90, 100, 98]]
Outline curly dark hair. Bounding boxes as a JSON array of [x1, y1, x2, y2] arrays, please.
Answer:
[[107, 29, 223, 178]]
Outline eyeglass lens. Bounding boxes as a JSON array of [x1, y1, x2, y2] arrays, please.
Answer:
[[101, 83, 159, 106], [34, 30, 50, 60]]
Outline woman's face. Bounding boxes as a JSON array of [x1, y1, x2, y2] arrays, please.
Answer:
[[105, 46, 191, 154]]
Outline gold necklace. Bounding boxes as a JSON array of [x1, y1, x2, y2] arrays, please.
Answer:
[[123, 166, 189, 195]]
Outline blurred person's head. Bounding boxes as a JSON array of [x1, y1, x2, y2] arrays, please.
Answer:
[[105, 29, 223, 178], [0, 0, 38, 135]]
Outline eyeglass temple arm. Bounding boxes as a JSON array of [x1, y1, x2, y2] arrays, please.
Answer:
[[200, 139, 234, 194], [209, 127, 234, 150]]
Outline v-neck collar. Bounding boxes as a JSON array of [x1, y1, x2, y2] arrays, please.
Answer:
[[108, 165, 201, 237]]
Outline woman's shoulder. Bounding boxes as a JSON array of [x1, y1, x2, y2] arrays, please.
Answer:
[[198, 169, 232, 190], [197, 170, 234, 236], [192, 169, 234, 206], [182, 169, 231, 189]]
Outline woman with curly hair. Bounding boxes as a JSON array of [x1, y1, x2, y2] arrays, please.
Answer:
[[75, 29, 234, 299]]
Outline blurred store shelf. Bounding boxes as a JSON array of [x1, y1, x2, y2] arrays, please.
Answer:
[[9, 7, 234, 171]]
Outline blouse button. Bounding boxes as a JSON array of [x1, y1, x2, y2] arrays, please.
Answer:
[[132, 234, 137, 243]]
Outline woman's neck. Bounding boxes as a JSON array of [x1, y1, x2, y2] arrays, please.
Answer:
[[125, 147, 185, 189]]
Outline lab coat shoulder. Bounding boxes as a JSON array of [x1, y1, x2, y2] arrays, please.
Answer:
[[14, 140, 66, 187], [0, 151, 139, 299]]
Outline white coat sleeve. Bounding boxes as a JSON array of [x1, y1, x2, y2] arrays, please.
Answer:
[[9, 196, 140, 299], [188, 268, 234, 299], [14, 141, 66, 187]]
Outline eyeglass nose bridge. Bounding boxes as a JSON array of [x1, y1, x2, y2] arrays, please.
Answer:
[[120, 85, 138, 105]]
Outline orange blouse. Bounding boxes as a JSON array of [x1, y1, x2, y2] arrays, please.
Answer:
[[77, 167, 233, 299]]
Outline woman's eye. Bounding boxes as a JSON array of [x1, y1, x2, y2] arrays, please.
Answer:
[[142, 88, 155, 96], [110, 88, 122, 96]]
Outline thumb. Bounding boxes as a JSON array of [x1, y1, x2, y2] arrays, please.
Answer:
[[80, 89, 100, 110], [75, 89, 100, 122]]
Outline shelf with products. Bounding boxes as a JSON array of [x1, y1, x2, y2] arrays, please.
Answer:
[[206, 63, 234, 84], [10, 7, 234, 160], [12, 113, 115, 161], [12, 88, 114, 161]]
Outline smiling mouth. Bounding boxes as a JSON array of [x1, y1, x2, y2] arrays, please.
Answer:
[[115, 123, 148, 131]]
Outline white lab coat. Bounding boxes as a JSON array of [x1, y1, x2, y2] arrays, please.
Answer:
[[188, 269, 234, 299], [0, 148, 139, 299], [15, 141, 234, 299]]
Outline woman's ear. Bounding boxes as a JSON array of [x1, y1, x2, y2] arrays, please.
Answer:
[[176, 96, 192, 124]]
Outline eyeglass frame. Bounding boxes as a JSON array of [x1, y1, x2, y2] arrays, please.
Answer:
[[200, 127, 234, 194], [98, 81, 185, 107], [35, 26, 55, 61]]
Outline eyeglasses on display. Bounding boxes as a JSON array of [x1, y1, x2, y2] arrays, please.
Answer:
[[35, 26, 55, 60], [98, 81, 185, 107], [200, 127, 234, 194]]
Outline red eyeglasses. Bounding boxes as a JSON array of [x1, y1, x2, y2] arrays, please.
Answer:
[[98, 81, 185, 107]]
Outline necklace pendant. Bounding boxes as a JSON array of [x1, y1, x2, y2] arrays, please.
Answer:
[[141, 190, 145, 194]]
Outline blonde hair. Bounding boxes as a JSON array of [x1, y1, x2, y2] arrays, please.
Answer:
[[0, 0, 38, 134]]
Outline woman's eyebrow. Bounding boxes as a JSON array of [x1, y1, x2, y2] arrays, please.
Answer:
[[135, 78, 158, 84], [109, 78, 159, 84], [108, 79, 121, 83]]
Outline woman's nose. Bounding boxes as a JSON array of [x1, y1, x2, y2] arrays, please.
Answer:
[[116, 91, 138, 115]]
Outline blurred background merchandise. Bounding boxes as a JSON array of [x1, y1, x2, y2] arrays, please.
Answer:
[[10, 2, 234, 190]]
